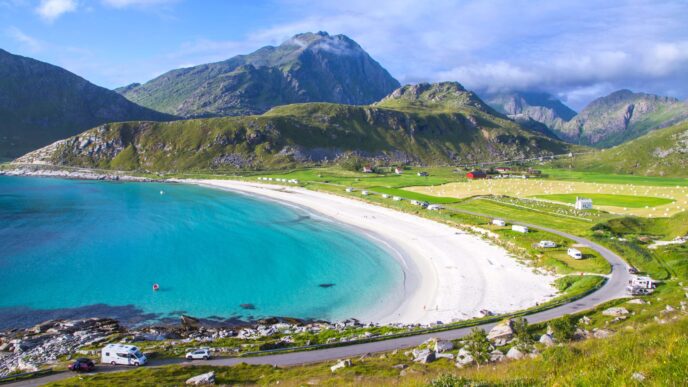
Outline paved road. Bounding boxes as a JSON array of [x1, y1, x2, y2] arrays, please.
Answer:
[[6, 209, 632, 386]]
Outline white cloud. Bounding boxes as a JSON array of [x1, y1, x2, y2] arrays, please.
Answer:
[[6, 26, 43, 52], [35, 0, 77, 22]]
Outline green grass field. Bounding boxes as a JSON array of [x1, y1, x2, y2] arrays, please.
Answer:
[[540, 168, 688, 187], [533, 193, 675, 208]]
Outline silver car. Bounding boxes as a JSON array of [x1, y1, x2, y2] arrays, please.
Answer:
[[185, 348, 211, 360]]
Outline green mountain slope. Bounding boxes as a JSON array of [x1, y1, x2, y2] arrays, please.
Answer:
[[554, 121, 688, 177], [16, 83, 574, 171], [0, 49, 174, 159], [553, 90, 688, 148], [118, 32, 400, 118]]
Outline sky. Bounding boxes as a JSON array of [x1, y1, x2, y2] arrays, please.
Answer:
[[1, 0, 687, 110]]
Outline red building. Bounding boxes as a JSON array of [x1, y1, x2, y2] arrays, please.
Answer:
[[466, 170, 487, 180]]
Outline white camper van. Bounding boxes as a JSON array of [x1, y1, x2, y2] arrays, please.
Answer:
[[567, 248, 583, 259], [511, 225, 529, 233], [101, 344, 147, 366]]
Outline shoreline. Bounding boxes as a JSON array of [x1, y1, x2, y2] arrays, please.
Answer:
[[181, 178, 559, 325]]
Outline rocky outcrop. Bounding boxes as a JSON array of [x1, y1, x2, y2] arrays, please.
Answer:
[[602, 307, 629, 317], [0, 318, 120, 377], [330, 359, 352, 372], [186, 371, 215, 385], [487, 320, 514, 343]]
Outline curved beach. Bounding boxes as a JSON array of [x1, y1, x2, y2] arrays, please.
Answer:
[[185, 179, 558, 325]]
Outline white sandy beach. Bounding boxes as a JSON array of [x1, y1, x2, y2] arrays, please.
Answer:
[[182, 179, 558, 325]]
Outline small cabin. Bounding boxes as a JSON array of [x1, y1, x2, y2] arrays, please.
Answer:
[[567, 248, 583, 259], [539, 240, 557, 248], [394, 167, 404, 175], [362, 165, 373, 173], [466, 170, 487, 180], [492, 219, 506, 227], [575, 197, 593, 210], [512, 225, 529, 233]]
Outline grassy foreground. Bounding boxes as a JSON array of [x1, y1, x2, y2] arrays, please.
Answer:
[[49, 313, 688, 386]]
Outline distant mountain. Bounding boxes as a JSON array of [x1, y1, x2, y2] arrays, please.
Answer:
[[118, 32, 401, 118], [16, 82, 574, 171], [554, 121, 688, 177], [553, 90, 688, 148], [483, 91, 577, 130], [0, 49, 173, 159]]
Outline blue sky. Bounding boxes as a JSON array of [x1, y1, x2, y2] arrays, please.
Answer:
[[1, 0, 687, 109]]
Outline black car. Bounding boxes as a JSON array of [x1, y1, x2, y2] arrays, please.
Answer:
[[68, 358, 95, 372]]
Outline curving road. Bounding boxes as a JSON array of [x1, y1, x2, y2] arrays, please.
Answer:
[[6, 208, 632, 387]]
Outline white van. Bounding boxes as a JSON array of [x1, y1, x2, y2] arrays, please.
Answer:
[[567, 248, 583, 259], [101, 344, 147, 366]]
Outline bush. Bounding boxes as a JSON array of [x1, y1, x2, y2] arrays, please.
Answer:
[[550, 314, 578, 342]]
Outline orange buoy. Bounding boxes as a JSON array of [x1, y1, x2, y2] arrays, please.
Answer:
[[153, 283, 160, 291]]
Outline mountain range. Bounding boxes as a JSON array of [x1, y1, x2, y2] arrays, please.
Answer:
[[116, 32, 400, 118], [16, 82, 573, 171], [552, 120, 688, 177], [485, 89, 688, 148], [0, 49, 173, 159]]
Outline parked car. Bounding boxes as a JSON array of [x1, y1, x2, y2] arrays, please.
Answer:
[[185, 348, 211, 360], [628, 266, 639, 274], [68, 358, 95, 372]]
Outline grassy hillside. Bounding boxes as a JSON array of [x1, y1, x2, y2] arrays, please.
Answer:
[[552, 89, 688, 148], [16, 84, 575, 172], [551, 121, 688, 177], [0, 49, 173, 159]]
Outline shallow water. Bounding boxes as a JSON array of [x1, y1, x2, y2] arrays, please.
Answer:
[[0, 176, 403, 329]]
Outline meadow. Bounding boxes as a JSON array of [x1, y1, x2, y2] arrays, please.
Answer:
[[533, 193, 674, 208]]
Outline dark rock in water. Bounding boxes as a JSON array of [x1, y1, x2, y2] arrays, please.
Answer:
[[180, 315, 201, 330], [240, 304, 256, 310], [257, 317, 279, 325], [319, 283, 335, 288]]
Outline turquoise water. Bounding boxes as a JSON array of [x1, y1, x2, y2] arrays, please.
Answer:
[[0, 176, 403, 329]]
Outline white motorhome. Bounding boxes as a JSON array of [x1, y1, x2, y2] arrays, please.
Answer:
[[101, 344, 147, 366], [567, 248, 583, 259], [492, 219, 506, 227], [512, 225, 529, 233], [538, 240, 557, 248]]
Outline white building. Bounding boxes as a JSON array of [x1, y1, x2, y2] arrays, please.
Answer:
[[492, 219, 506, 227], [512, 225, 529, 233], [575, 197, 593, 210]]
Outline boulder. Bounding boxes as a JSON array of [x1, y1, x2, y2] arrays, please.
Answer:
[[436, 353, 455, 360], [593, 329, 613, 339], [574, 328, 591, 340], [490, 349, 505, 362], [539, 334, 555, 347], [434, 339, 454, 353], [602, 307, 629, 317], [413, 349, 436, 364], [455, 348, 474, 367], [580, 316, 592, 325], [506, 347, 524, 360], [330, 359, 352, 372], [186, 371, 215, 385], [180, 315, 201, 330], [631, 372, 646, 382], [392, 364, 407, 370], [487, 320, 514, 342]]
